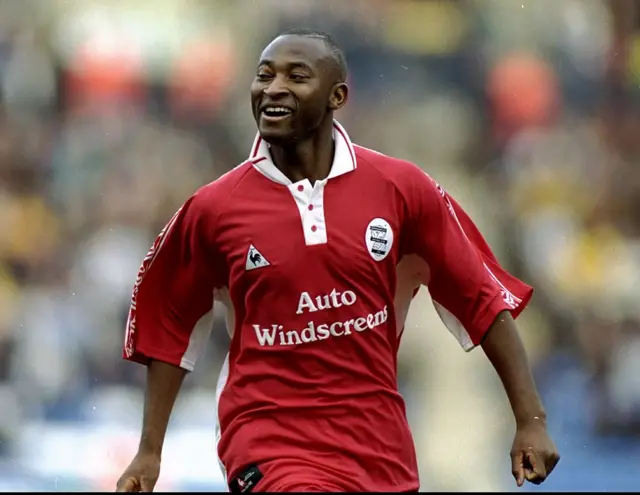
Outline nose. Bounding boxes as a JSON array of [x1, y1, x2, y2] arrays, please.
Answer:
[[263, 75, 289, 98]]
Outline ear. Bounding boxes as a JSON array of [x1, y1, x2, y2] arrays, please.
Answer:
[[328, 83, 348, 111]]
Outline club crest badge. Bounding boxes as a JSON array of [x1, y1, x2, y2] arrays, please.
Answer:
[[365, 218, 393, 261]]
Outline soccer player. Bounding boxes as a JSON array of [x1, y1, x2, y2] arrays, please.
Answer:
[[116, 29, 560, 493]]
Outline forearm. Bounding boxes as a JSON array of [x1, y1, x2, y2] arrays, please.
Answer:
[[481, 311, 546, 427], [139, 359, 188, 455]]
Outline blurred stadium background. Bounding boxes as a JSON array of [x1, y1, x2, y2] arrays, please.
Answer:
[[1, 0, 640, 491]]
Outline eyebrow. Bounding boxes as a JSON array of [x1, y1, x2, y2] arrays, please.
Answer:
[[257, 60, 314, 72]]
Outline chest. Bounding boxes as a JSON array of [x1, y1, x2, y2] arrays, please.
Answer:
[[216, 174, 404, 298]]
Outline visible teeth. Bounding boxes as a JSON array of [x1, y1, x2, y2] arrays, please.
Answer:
[[263, 106, 292, 115]]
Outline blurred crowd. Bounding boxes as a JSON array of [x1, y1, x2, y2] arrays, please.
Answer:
[[1, 0, 639, 491]]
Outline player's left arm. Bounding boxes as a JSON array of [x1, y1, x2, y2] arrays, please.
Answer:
[[402, 166, 560, 487], [481, 311, 560, 487]]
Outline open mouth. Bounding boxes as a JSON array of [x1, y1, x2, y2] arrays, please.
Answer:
[[261, 106, 294, 121]]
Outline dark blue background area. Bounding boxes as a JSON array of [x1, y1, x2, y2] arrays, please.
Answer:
[[517, 353, 640, 492]]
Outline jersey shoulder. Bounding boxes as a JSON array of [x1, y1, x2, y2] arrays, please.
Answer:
[[353, 144, 436, 197], [191, 160, 255, 210]]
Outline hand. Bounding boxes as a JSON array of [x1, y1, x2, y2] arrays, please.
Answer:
[[510, 420, 560, 487], [116, 451, 161, 492]]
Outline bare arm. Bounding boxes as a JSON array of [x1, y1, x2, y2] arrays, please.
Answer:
[[117, 360, 188, 492], [138, 359, 188, 456], [481, 310, 559, 486], [481, 311, 546, 427]]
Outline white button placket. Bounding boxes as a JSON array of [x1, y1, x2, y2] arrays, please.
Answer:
[[289, 179, 328, 246]]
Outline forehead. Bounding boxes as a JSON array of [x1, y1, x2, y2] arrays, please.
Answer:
[[259, 35, 330, 68]]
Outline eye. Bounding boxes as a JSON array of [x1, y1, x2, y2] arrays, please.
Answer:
[[289, 73, 308, 81], [256, 72, 273, 82]]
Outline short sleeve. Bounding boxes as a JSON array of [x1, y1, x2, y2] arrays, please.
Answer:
[[403, 168, 533, 351], [123, 192, 225, 371]]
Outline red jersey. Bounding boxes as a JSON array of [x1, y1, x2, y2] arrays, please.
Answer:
[[123, 121, 533, 492]]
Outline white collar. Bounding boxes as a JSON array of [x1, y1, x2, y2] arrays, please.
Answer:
[[249, 120, 357, 185]]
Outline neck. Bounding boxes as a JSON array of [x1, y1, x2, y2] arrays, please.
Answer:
[[269, 120, 335, 184]]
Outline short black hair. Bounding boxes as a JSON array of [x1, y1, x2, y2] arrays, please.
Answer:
[[277, 28, 347, 82]]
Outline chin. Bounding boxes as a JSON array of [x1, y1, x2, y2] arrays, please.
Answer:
[[258, 126, 299, 147]]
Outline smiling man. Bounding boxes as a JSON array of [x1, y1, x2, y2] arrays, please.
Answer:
[[116, 29, 559, 493]]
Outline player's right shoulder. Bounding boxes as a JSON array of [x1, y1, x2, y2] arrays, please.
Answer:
[[191, 160, 255, 208]]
